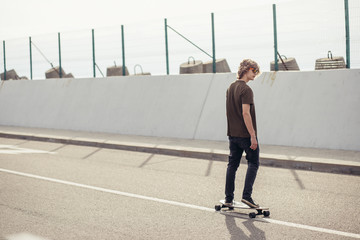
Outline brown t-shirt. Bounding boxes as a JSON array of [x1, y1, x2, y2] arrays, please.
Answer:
[[226, 80, 257, 137]]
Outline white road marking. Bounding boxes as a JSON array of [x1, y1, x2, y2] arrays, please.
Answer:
[[1, 168, 359, 239], [265, 218, 360, 239], [6, 232, 51, 240], [0, 145, 55, 155]]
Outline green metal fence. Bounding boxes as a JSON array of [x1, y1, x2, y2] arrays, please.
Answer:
[[345, 0, 351, 68], [0, 0, 358, 80], [164, 13, 216, 74]]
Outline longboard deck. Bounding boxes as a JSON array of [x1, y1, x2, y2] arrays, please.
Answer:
[[215, 200, 270, 218], [219, 200, 269, 210]]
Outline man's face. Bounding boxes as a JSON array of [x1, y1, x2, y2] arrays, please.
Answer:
[[245, 68, 258, 80]]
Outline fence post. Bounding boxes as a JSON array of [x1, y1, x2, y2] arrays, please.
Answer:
[[92, 29, 96, 77], [121, 25, 126, 76], [164, 18, 169, 75], [2, 41, 6, 80], [211, 13, 216, 73], [272, 4, 278, 71], [344, 0, 350, 68], [29, 37, 33, 80], [58, 32, 62, 78]]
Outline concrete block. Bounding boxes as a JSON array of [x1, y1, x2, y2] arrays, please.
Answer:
[[315, 57, 346, 70], [106, 66, 129, 76], [45, 66, 66, 79], [134, 64, 151, 76], [134, 72, 151, 76], [202, 58, 231, 73], [64, 73, 74, 78], [1, 69, 20, 80], [270, 57, 300, 71], [180, 59, 203, 74]]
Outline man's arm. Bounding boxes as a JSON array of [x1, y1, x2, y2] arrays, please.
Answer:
[[242, 104, 258, 150]]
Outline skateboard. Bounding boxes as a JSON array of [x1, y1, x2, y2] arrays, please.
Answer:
[[215, 200, 270, 218]]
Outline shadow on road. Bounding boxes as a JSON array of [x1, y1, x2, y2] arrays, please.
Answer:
[[225, 215, 266, 240], [82, 147, 102, 159]]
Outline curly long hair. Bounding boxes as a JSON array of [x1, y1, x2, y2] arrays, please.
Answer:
[[237, 59, 260, 80]]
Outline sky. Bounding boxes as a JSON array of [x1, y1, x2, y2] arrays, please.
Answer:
[[0, 0, 358, 78], [0, 0, 295, 40]]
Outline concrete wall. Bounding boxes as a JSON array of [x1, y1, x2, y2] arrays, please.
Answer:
[[253, 70, 360, 150], [0, 69, 359, 150]]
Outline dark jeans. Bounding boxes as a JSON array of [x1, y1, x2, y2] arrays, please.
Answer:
[[225, 136, 259, 202]]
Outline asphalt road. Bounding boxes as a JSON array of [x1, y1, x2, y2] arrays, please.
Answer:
[[1, 137, 359, 240]]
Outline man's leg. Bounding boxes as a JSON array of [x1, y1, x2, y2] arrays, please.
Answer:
[[225, 137, 243, 203], [241, 138, 260, 207], [242, 159, 259, 199]]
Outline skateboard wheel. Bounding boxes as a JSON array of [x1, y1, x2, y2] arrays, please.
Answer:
[[215, 205, 221, 211], [249, 212, 257, 218], [263, 211, 270, 217]]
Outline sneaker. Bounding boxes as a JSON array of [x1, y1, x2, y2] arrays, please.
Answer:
[[223, 201, 233, 207], [241, 198, 259, 208]]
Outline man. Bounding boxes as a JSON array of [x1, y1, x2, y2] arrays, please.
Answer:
[[224, 59, 260, 208]]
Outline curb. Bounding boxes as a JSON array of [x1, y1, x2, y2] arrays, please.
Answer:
[[1, 132, 359, 176]]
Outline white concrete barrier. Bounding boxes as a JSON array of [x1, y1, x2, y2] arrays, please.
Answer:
[[0, 69, 359, 151], [252, 69, 360, 150]]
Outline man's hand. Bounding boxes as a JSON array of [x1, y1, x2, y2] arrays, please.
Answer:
[[250, 135, 258, 150]]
